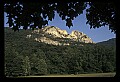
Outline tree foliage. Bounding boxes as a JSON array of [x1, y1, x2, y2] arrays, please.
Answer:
[[22, 56, 31, 76], [4, 1, 116, 33], [4, 28, 116, 77], [86, 2, 116, 33]]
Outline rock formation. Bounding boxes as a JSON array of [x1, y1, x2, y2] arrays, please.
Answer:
[[28, 26, 94, 45]]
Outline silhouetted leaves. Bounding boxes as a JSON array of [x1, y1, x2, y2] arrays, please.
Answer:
[[4, 2, 86, 31], [66, 18, 73, 28], [4, 2, 116, 33], [86, 2, 116, 33]]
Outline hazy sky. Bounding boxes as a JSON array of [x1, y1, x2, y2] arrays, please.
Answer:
[[4, 9, 116, 43]]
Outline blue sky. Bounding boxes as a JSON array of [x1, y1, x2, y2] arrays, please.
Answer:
[[4, 9, 116, 43], [49, 10, 116, 43]]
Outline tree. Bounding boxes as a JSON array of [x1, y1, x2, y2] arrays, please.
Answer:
[[4, 1, 116, 33], [86, 2, 116, 33], [36, 59, 47, 75], [22, 56, 31, 76], [35, 49, 46, 59], [5, 50, 24, 77], [30, 54, 47, 75]]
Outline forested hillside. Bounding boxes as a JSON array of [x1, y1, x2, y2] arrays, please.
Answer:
[[97, 38, 116, 46], [4, 27, 116, 77]]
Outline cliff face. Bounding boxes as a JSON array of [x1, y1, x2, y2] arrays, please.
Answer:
[[42, 26, 68, 38], [70, 30, 93, 43], [28, 26, 94, 45]]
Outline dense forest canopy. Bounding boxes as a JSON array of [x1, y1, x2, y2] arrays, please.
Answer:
[[5, 28, 116, 77], [4, 1, 116, 33]]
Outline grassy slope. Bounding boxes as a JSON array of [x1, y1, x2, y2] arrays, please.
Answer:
[[18, 73, 116, 77]]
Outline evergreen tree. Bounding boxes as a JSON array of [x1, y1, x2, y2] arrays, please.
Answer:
[[22, 56, 31, 76], [5, 49, 24, 77], [37, 59, 47, 75]]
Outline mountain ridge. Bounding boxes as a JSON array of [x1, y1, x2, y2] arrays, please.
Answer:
[[97, 38, 116, 46]]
